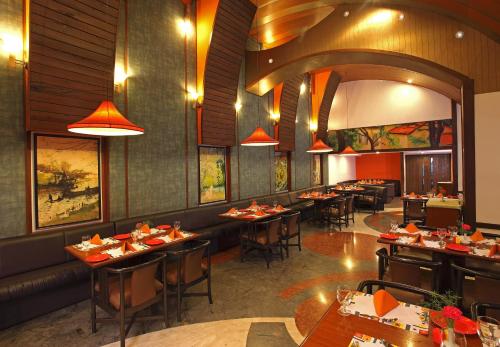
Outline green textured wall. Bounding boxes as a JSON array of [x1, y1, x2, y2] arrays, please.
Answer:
[[0, 0, 26, 237], [294, 77, 313, 189]]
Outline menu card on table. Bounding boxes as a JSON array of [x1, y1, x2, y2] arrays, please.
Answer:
[[348, 333, 398, 347]]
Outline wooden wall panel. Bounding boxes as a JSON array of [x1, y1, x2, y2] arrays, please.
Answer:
[[317, 72, 340, 141], [276, 74, 303, 152], [200, 0, 256, 146], [27, 0, 119, 132]]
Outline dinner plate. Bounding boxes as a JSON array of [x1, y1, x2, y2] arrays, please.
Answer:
[[380, 233, 399, 240], [156, 225, 171, 230], [446, 244, 471, 252], [430, 311, 477, 335], [113, 233, 130, 240], [145, 238, 165, 246], [85, 253, 110, 263]]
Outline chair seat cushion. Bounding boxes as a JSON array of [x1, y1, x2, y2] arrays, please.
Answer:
[[95, 276, 163, 310], [0, 261, 89, 302]]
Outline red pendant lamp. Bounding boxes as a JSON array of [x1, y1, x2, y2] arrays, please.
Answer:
[[307, 138, 333, 153], [339, 145, 360, 156], [241, 126, 279, 146], [67, 100, 144, 136]]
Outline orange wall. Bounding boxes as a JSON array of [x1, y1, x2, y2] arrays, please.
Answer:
[[356, 153, 401, 180]]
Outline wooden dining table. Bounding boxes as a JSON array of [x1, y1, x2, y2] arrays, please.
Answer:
[[301, 301, 482, 346]]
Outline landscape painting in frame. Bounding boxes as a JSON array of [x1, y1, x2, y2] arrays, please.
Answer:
[[312, 155, 322, 186], [199, 146, 226, 204], [34, 135, 102, 230], [275, 154, 288, 192]]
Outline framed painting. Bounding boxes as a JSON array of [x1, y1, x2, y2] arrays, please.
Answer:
[[33, 134, 102, 230], [312, 154, 322, 186], [275, 153, 288, 192], [199, 146, 227, 204]]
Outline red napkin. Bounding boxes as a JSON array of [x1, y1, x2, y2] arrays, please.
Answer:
[[488, 245, 497, 257], [156, 224, 171, 230], [90, 234, 103, 245], [470, 230, 484, 242], [405, 223, 419, 233], [276, 205, 284, 211], [126, 242, 137, 252], [255, 210, 266, 217], [373, 289, 399, 317]]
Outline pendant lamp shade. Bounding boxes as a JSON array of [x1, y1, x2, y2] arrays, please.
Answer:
[[339, 145, 360, 156], [67, 100, 144, 136], [241, 127, 279, 146], [307, 138, 333, 153]]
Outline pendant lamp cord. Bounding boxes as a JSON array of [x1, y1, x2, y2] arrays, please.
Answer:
[[256, 0, 261, 127], [345, 80, 349, 130]]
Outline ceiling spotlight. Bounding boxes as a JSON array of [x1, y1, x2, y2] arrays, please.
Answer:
[[398, 13, 404, 21], [407, 78, 413, 84], [343, 11, 350, 17], [268, 58, 274, 64], [455, 30, 464, 39]]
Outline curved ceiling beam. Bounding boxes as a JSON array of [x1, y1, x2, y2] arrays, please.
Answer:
[[245, 5, 499, 95], [317, 72, 340, 141]]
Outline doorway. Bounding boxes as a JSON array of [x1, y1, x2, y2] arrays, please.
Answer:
[[405, 153, 451, 194]]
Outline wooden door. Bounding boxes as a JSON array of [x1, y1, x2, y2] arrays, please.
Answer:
[[405, 154, 451, 194]]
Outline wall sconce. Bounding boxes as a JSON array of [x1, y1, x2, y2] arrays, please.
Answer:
[[270, 112, 280, 125], [235, 100, 242, 112], [114, 65, 129, 93], [187, 87, 202, 108], [309, 121, 318, 132], [177, 18, 193, 38], [0, 34, 25, 68], [300, 82, 306, 94]]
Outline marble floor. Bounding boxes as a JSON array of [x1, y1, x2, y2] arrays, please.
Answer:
[[0, 203, 402, 347]]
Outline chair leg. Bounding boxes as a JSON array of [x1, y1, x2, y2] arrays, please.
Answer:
[[265, 249, 271, 269], [120, 306, 125, 347], [298, 233, 302, 252], [279, 241, 284, 261], [90, 270, 97, 333], [208, 275, 213, 304], [240, 238, 245, 262], [177, 283, 182, 322], [286, 238, 289, 258]]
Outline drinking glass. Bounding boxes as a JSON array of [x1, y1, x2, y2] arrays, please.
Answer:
[[174, 221, 181, 231], [390, 220, 398, 233], [449, 226, 459, 238], [477, 316, 499, 347], [81, 235, 90, 250], [336, 285, 351, 316], [437, 228, 447, 247], [273, 200, 278, 209], [439, 329, 467, 347]]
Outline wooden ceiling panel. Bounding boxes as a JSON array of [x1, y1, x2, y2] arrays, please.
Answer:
[[276, 74, 304, 151]]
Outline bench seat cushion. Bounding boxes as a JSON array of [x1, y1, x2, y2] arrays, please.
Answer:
[[0, 261, 89, 302]]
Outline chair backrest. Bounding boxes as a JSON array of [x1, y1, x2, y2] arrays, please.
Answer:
[[346, 195, 354, 213], [282, 212, 300, 236], [471, 302, 500, 320], [256, 217, 282, 244], [336, 199, 346, 215], [451, 262, 500, 309], [166, 240, 211, 284], [407, 200, 424, 213], [357, 279, 437, 305]]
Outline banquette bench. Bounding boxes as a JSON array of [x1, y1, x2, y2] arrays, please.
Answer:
[[0, 185, 326, 329]]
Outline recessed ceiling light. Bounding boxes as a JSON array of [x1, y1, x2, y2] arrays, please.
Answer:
[[268, 58, 273, 64], [455, 30, 464, 39], [343, 11, 350, 17], [398, 13, 404, 21], [407, 78, 413, 84]]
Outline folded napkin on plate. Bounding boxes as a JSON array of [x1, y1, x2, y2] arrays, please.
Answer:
[[473, 245, 497, 257], [91, 234, 103, 245], [226, 208, 237, 214], [489, 245, 498, 256], [126, 242, 137, 252], [409, 192, 416, 197], [373, 289, 399, 317], [405, 223, 419, 233], [140, 224, 151, 234], [275, 205, 284, 211], [470, 230, 484, 242], [299, 193, 307, 198], [168, 230, 184, 239], [255, 210, 266, 217]]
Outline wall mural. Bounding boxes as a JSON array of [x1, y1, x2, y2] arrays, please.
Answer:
[[199, 146, 226, 204], [312, 155, 322, 186], [275, 154, 288, 192], [326, 119, 453, 152], [34, 135, 101, 230]]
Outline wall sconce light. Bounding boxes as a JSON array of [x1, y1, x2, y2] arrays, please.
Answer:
[[177, 18, 193, 38], [114, 65, 129, 93], [235, 100, 242, 112], [309, 121, 318, 132], [300, 82, 307, 94], [270, 112, 280, 125], [187, 87, 202, 108], [0, 34, 25, 68]]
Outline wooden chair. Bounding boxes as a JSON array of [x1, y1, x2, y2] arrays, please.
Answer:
[[403, 200, 426, 224], [281, 211, 301, 257], [164, 240, 212, 321], [327, 198, 347, 231], [344, 195, 355, 226], [357, 279, 439, 306], [240, 217, 283, 268], [91, 253, 167, 347], [376, 248, 442, 292], [471, 302, 500, 320], [451, 261, 500, 315], [355, 190, 380, 214]]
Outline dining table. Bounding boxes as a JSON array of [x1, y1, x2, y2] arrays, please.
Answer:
[[297, 193, 339, 222], [300, 300, 482, 346]]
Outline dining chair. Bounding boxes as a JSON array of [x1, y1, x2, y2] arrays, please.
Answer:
[[280, 211, 301, 257], [376, 248, 442, 292], [240, 217, 283, 268], [450, 261, 500, 315], [344, 195, 355, 226], [471, 302, 500, 320], [164, 239, 212, 321], [91, 253, 167, 347], [403, 200, 426, 225], [355, 190, 380, 214], [327, 198, 346, 231], [357, 279, 438, 306]]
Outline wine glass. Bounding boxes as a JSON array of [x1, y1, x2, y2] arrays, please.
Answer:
[[437, 228, 447, 247], [390, 220, 399, 233], [477, 316, 499, 347], [81, 235, 90, 250], [174, 221, 181, 231], [336, 285, 351, 316], [273, 200, 278, 209]]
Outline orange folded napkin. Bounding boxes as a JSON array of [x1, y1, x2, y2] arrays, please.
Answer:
[[276, 205, 284, 211], [488, 245, 497, 257], [255, 210, 266, 216], [121, 242, 126, 254], [299, 193, 307, 198], [409, 192, 416, 197], [405, 223, 419, 233], [90, 234, 103, 245], [226, 208, 237, 214], [373, 289, 399, 317], [126, 242, 137, 252], [174, 230, 184, 239], [470, 230, 484, 242], [140, 224, 151, 234]]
